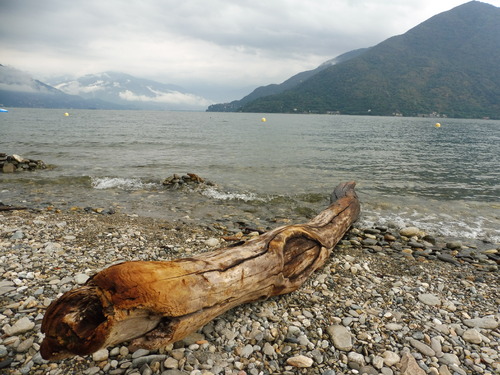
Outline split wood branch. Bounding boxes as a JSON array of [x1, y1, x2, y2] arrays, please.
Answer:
[[41, 181, 360, 360]]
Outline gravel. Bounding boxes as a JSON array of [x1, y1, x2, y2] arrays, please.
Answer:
[[1, 209, 499, 375]]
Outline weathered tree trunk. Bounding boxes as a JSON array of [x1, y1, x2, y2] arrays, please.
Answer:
[[41, 181, 360, 360]]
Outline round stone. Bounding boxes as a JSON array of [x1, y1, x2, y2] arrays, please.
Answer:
[[327, 325, 353, 351], [204, 238, 220, 247], [92, 348, 109, 362], [74, 273, 90, 284], [382, 351, 400, 366], [286, 355, 314, 368], [347, 352, 365, 366], [400, 227, 420, 237], [462, 329, 482, 344]]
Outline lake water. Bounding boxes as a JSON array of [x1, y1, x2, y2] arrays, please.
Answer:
[[1, 108, 499, 243]]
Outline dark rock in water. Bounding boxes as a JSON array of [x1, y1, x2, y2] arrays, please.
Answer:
[[366, 245, 383, 253], [162, 173, 215, 190], [456, 249, 487, 262], [446, 241, 462, 250], [408, 240, 426, 248], [422, 234, 437, 244], [391, 242, 403, 251], [485, 252, 500, 264], [102, 207, 117, 215], [437, 253, 461, 266], [414, 250, 431, 258], [364, 228, 381, 235], [2, 162, 15, 173], [362, 238, 378, 246], [0, 153, 47, 173]]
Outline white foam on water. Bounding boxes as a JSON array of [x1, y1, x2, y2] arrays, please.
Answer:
[[91, 177, 157, 190], [201, 187, 266, 202], [360, 208, 500, 243]]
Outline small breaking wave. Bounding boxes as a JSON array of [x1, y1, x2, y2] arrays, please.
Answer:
[[360, 208, 500, 244], [201, 187, 266, 202], [91, 177, 158, 190]]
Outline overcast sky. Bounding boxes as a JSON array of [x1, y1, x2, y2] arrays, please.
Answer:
[[1, 0, 499, 101]]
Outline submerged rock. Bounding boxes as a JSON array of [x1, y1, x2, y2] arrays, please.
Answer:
[[162, 172, 215, 189], [0, 153, 47, 173]]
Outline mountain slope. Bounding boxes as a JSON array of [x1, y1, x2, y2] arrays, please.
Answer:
[[52, 72, 212, 111], [0, 65, 118, 109], [240, 1, 500, 119], [207, 48, 369, 112]]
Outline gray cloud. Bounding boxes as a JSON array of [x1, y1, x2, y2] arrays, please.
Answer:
[[1, 0, 496, 102]]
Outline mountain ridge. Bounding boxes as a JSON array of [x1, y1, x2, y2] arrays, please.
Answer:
[[0, 66, 212, 110], [0, 65, 123, 109], [221, 1, 500, 119], [50, 72, 212, 110], [207, 48, 369, 112]]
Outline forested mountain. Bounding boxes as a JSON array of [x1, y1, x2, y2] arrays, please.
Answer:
[[207, 48, 369, 112], [224, 1, 500, 119]]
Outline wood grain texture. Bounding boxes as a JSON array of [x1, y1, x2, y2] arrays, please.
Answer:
[[41, 181, 360, 360]]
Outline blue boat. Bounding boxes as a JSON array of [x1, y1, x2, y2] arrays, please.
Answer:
[[0, 108, 8, 112]]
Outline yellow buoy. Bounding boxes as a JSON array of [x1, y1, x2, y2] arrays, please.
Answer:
[[435, 122, 441, 128], [64, 112, 69, 116], [261, 117, 266, 122]]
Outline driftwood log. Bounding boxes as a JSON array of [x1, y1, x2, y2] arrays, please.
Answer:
[[41, 181, 360, 360]]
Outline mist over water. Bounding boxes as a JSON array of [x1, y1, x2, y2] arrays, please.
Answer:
[[1, 109, 499, 242]]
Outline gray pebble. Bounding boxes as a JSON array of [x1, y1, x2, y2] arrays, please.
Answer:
[[263, 342, 275, 356], [240, 344, 254, 358], [4, 317, 35, 335], [161, 370, 190, 375], [327, 325, 353, 351], [16, 337, 34, 353], [132, 349, 150, 358], [439, 353, 460, 366], [463, 317, 498, 329], [417, 293, 441, 306], [446, 241, 462, 250], [409, 338, 436, 356], [11, 230, 24, 240], [132, 355, 167, 367], [437, 253, 461, 266], [462, 328, 482, 344]]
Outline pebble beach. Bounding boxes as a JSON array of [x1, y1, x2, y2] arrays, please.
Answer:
[[1, 206, 499, 375]]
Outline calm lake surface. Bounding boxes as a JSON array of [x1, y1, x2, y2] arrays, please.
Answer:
[[1, 108, 499, 242]]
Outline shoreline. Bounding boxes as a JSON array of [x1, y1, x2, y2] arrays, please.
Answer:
[[1, 208, 499, 375]]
